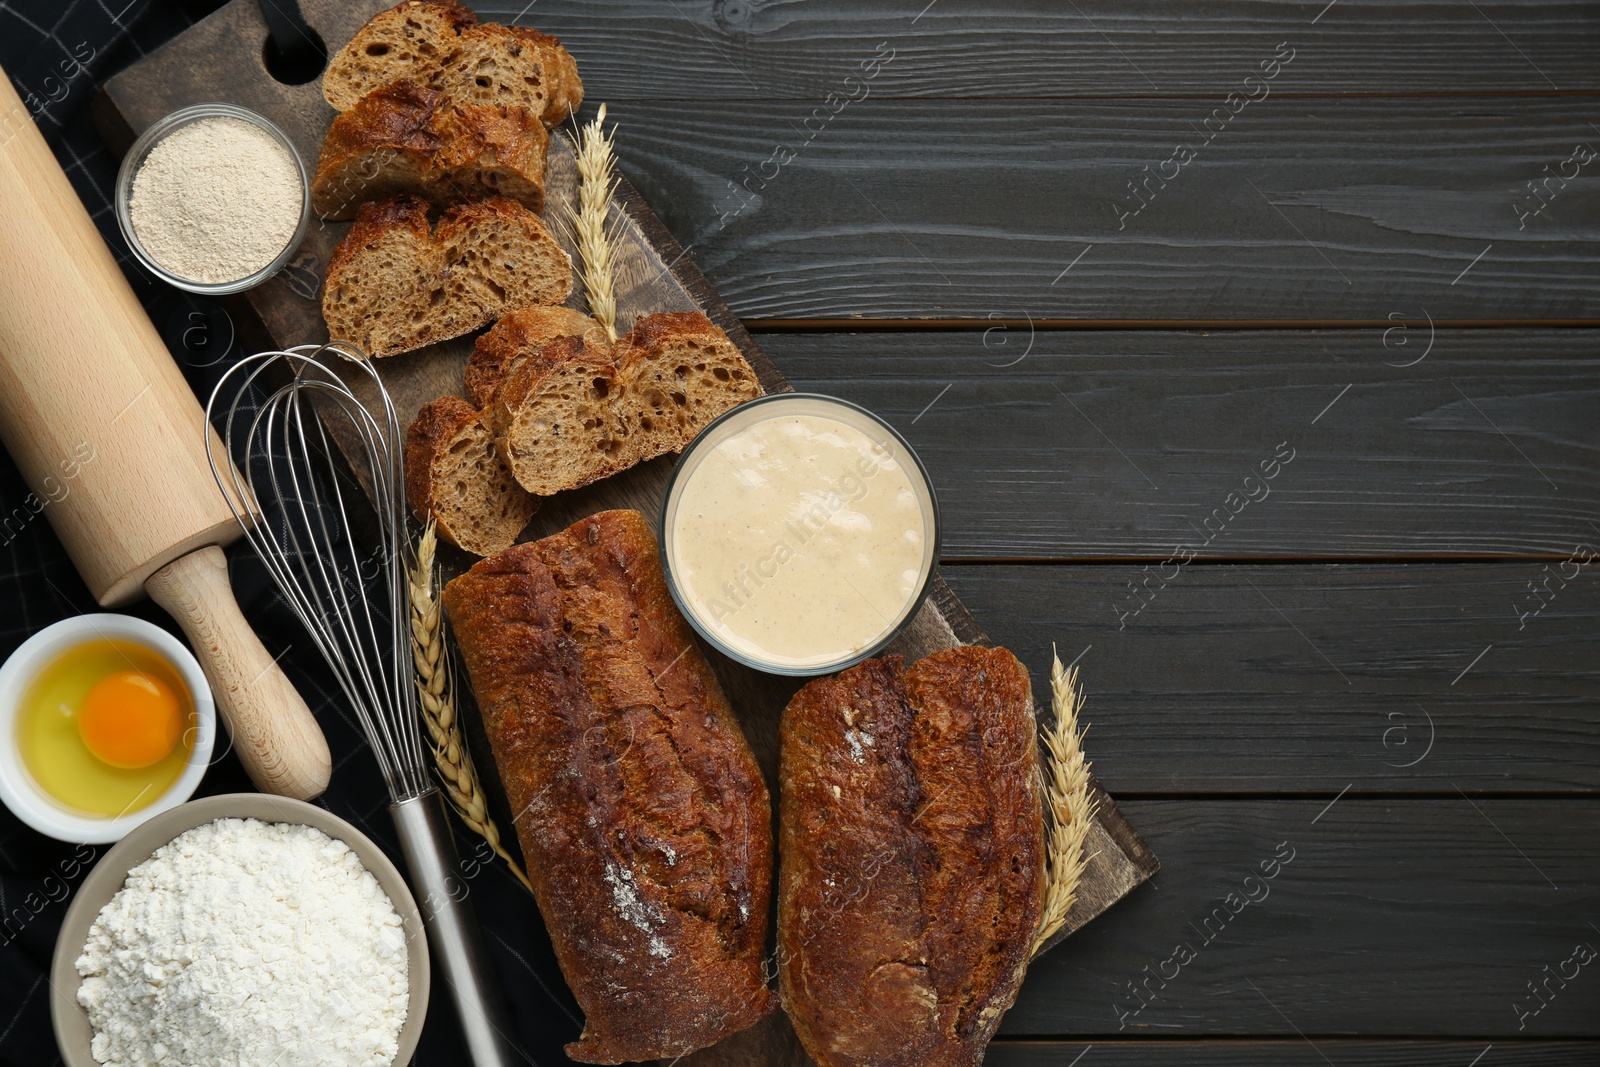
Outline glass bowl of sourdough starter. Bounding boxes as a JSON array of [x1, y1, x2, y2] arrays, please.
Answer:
[[114, 103, 311, 295], [660, 393, 941, 676]]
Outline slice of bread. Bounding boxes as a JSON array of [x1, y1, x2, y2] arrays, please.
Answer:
[[613, 312, 763, 453], [323, 1, 582, 127], [492, 312, 762, 496], [435, 199, 572, 329], [320, 196, 443, 358], [311, 81, 549, 220], [445, 25, 583, 125], [322, 0, 476, 114], [322, 194, 572, 358], [491, 335, 626, 495], [464, 305, 611, 408], [406, 395, 537, 557]]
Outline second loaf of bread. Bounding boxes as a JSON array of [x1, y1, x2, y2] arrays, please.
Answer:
[[778, 647, 1046, 1067]]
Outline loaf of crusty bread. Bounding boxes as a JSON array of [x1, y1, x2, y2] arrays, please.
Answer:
[[404, 395, 536, 556], [311, 80, 548, 220], [323, 0, 582, 126], [464, 305, 612, 408], [322, 194, 571, 358], [442, 510, 778, 1062], [778, 647, 1045, 1067], [491, 311, 761, 496]]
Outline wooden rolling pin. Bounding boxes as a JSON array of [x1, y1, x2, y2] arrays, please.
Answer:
[[0, 69, 331, 800]]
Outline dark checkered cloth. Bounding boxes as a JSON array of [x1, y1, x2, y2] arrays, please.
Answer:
[[0, 2, 580, 1063]]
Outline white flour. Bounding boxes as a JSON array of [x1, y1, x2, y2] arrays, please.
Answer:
[[76, 818, 409, 1067]]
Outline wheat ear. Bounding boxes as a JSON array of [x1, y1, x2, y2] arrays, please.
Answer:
[[1031, 644, 1097, 956], [565, 102, 622, 341], [409, 520, 533, 894]]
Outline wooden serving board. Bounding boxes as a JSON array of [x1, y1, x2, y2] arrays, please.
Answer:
[[94, 2, 1158, 1062]]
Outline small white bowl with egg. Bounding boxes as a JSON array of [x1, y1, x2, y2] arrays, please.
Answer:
[[0, 613, 216, 844]]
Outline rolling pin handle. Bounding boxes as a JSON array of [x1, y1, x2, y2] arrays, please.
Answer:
[[145, 544, 332, 800]]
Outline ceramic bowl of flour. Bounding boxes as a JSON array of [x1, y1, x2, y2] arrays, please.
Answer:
[[115, 103, 311, 294], [50, 793, 430, 1067]]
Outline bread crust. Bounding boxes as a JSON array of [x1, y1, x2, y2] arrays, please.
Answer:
[[778, 647, 1045, 1067], [404, 395, 536, 556], [442, 510, 778, 1063], [311, 80, 548, 219], [388, 0, 476, 27], [613, 310, 729, 356]]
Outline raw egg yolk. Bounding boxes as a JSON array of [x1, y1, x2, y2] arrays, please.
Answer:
[[77, 670, 185, 769]]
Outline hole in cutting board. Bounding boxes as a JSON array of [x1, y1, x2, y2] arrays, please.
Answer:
[[262, 26, 328, 85]]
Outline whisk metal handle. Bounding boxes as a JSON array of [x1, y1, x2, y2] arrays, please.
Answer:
[[391, 790, 525, 1067]]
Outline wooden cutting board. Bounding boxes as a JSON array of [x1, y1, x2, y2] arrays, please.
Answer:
[[94, 1, 1158, 1062]]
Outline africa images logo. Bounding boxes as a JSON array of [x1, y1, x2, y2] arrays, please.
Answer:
[[1111, 41, 1296, 231]]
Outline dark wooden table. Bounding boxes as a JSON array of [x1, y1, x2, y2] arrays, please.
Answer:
[[498, 1, 1600, 1063], [2, 2, 1595, 1065]]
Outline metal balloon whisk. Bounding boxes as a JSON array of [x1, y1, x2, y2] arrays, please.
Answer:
[[206, 343, 517, 1067]]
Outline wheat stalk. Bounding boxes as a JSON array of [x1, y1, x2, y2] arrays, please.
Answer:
[[409, 520, 533, 894], [564, 102, 622, 341], [1031, 644, 1097, 957]]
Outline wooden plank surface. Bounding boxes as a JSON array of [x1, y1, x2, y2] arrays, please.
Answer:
[[475, 0, 1600, 99], [759, 329, 1600, 559], [94, 6, 1158, 1066], [599, 98, 1600, 323], [988, 1041, 1600, 1066], [83, 0, 1600, 1063], [1001, 798, 1600, 1037], [942, 564, 1600, 793]]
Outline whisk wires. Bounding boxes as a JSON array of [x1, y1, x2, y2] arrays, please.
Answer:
[[206, 344, 431, 802]]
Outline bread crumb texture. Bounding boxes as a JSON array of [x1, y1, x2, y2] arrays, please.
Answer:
[[322, 0, 582, 126], [322, 194, 571, 358], [492, 312, 762, 496], [405, 395, 537, 556]]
